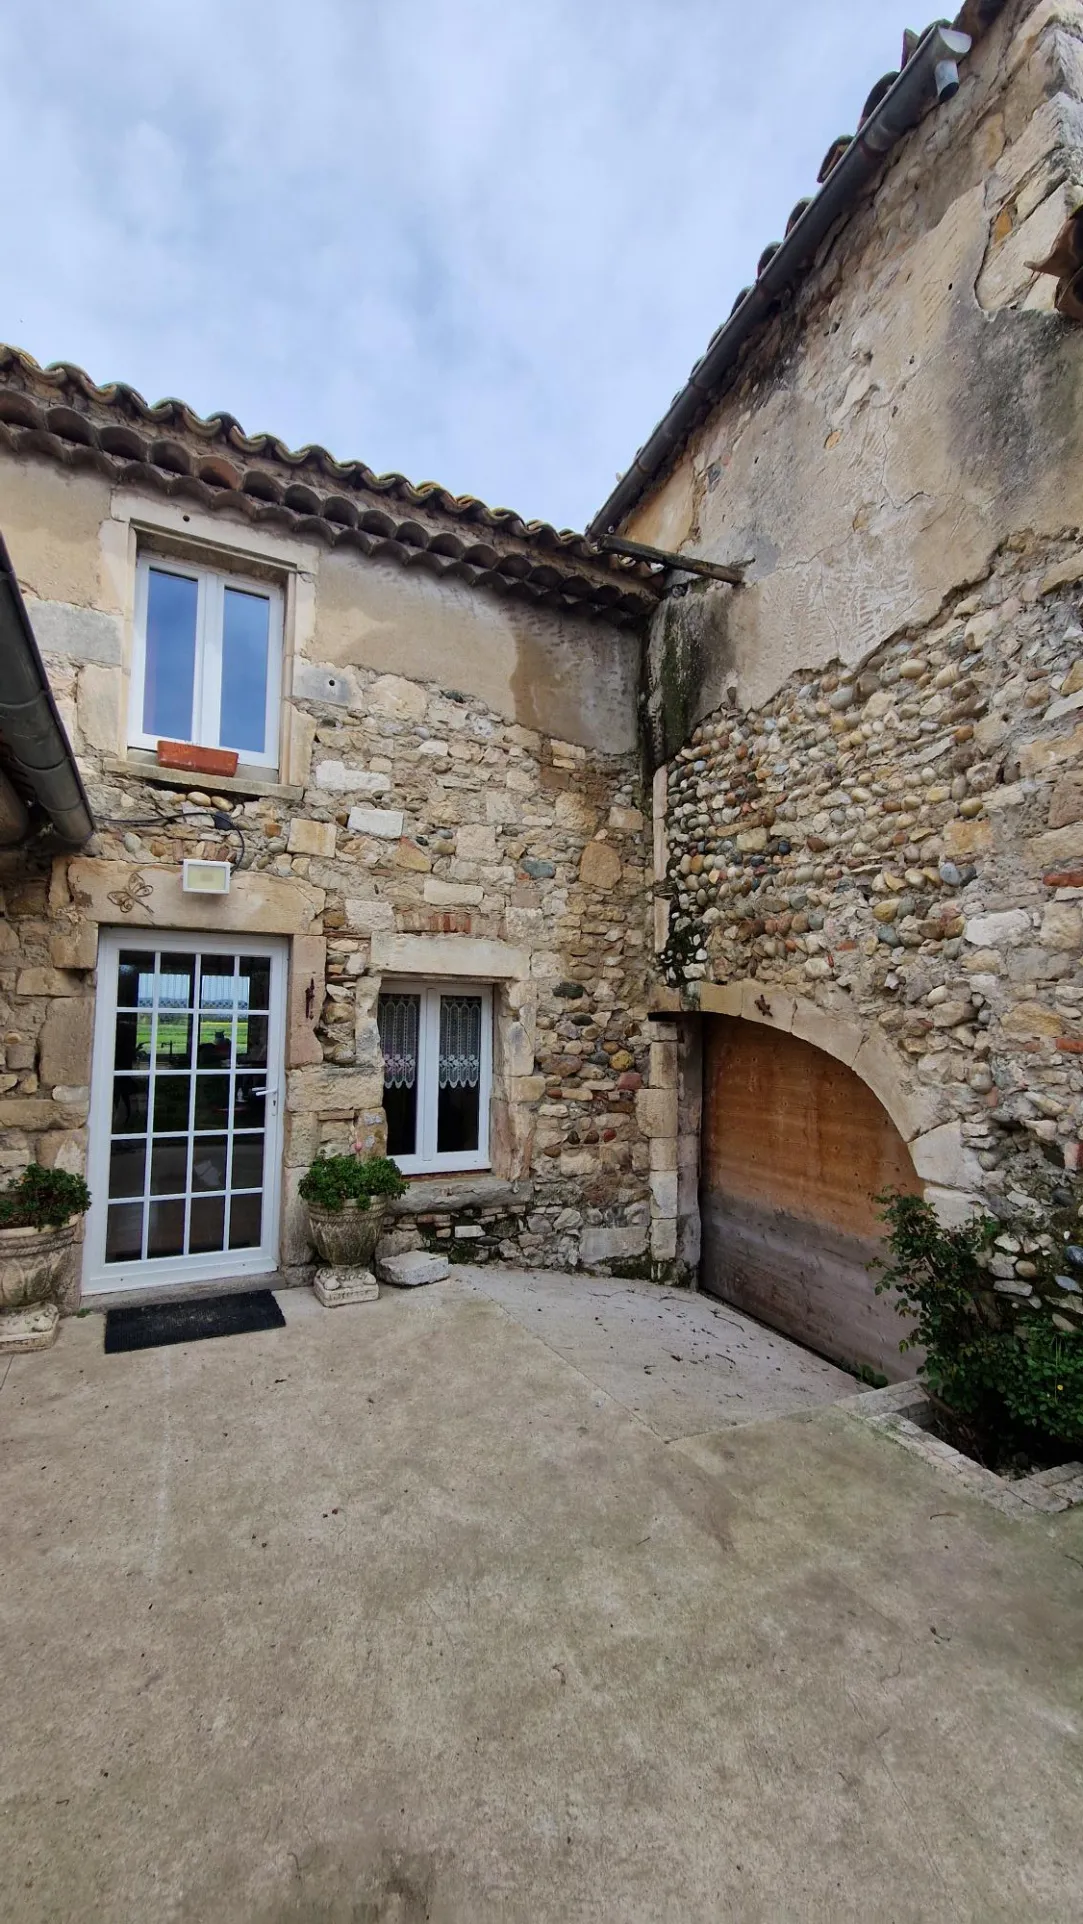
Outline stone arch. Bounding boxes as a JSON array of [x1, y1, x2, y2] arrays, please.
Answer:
[[695, 978, 983, 1222]]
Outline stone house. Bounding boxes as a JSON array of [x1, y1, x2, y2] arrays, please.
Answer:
[[3, 0, 1083, 1379], [0, 348, 677, 1303], [586, 0, 1083, 1374]]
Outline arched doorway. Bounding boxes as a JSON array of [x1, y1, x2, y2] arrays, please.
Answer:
[[701, 1016, 922, 1380]]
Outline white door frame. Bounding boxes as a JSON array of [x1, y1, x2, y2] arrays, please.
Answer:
[[84, 929, 287, 1296]]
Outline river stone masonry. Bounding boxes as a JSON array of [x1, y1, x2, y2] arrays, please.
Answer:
[[657, 536, 1083, 1308]]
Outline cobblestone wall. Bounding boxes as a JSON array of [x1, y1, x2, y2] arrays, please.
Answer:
[[658, 537, 1083, 1275]]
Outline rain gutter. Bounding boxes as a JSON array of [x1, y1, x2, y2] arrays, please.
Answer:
[[0, 532, 94, 845], [586, 21, 973, 541]]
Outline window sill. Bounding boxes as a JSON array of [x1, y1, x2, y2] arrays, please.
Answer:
[[392, 1174, 532, 1216], [104, 753, 303, 804]]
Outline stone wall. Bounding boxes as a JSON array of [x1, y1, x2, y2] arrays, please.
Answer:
[[0, 451, 676, 1294], [632, 0, 1083, 749], [657, 535, 1083, 1268]]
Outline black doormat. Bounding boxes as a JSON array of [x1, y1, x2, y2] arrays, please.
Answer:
[[104, 1289, 286, 1354]]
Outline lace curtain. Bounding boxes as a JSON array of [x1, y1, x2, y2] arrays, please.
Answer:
[[378, 994, 419, 1089], [439, 995, 482, 1090]]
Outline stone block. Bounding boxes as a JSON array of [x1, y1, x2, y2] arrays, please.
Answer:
[[287, 819, 337, 858], [1048, 777, 1083, 829], [286, 706, 318, 786], [368, 674, 427, 721], [0, 1302, 60, 1353], [288, 934, 326, 1068], [77, 661, 122, 752], [286, 1067, 384, 1114], [291, 660, 360, 708], [66, 859, 324, 934], [395, 839, 432, 872], [790, 1000, 862, 1067], [507, 1075, 546, 1104], [925, 1186, 985, 1229], [1001, 1002, 1063, 1037], [1030, 825, 1083, 869], [347, 807, 404, 838], [851, 1030, 944, 1143], [26, 597, 123, 664], [16, 968, 78, 997], [649, 1039, 678, 1088], [35, 1129, 87, 1176], [424, 879, 483, 907], [650, 1136, 678, 1171], [609, 805, 644, 833], [579, 1225, 648, 1264], [910, 1122, 985, 1191], [1040, 902, 1083, 949], [941, 818, 993, 859], [554, 792, 600, 835], [0, 1100, 62, 1130], [964, 909, 1031, 946], [48, 924, 98, 971], [578, 840, 622, 889], [313, 762, 391, 794], [314, 1267, 378, 1305], [377, 1250, 450, 1287], [370, 934, 527, 979], [456, 825, 498, 862], [651, 1217, 678, 1261], [649, 1170, 679, 1217], [1018, 723, 1083, 778], [345, 898, 395, 932], [635, 1087, 678, 1138], [38, 997, 93, 1089], [695, 981, 744, 1017]]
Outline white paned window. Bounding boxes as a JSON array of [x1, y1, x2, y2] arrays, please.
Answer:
[[129, 555, 283, 767], [377, 980, 492, 1175]]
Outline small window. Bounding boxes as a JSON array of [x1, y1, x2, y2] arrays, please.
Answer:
[[377, 981, 492, 1175], [130, 555, 283, 767]]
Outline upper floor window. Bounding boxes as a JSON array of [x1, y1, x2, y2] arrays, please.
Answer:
[[130, 555, 283, 768]]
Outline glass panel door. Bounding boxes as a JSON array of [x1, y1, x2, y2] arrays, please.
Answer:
[[86, 935, 285, 1293]]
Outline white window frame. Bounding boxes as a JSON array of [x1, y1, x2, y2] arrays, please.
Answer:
[[83, 930, 288, 1296], [129, 553, 284, 769], [380, 979, 492, 1176]]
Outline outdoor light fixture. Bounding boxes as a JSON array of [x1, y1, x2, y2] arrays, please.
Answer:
[[181, 859, 231, 895]]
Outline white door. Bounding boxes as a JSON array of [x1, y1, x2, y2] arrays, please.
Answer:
[[84, 932, 287, 1295]]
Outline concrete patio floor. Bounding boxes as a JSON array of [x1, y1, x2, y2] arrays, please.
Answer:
[[2, 1268, 1082, 1923]]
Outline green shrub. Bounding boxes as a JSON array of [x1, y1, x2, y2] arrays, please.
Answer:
[[0, 1163, 91, 1230], [874, 1189, 1083, 1456], [299, 1153, 407, 1214]]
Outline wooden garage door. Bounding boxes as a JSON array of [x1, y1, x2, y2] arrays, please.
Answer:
[[701, 1017, 921, 1380]]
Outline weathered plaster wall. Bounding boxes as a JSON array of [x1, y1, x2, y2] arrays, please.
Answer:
[[628, 0, 1083, 1332], [632, 0, 1083, 736], [657, 534, 1083, 1323], [0, 456, 677, 1296]]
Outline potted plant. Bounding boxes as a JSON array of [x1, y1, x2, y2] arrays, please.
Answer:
[[299, 1153, 407, 1273], [0, 1164, 92, 1350]]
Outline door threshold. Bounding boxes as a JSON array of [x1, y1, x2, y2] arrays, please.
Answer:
[[81, 1272, 289, 1314]]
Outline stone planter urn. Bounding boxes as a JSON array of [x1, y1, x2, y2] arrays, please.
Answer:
[[0, 1220, 81, 1353], [306, 1199, 391, 1306]]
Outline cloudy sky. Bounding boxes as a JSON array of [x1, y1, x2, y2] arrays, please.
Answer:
[[3, 1, 915, 530]]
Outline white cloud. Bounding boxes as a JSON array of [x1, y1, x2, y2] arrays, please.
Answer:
[[2, 0, 920, 527]]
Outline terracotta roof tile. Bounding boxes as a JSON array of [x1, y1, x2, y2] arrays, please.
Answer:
[[0, 344, 660, 626]]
